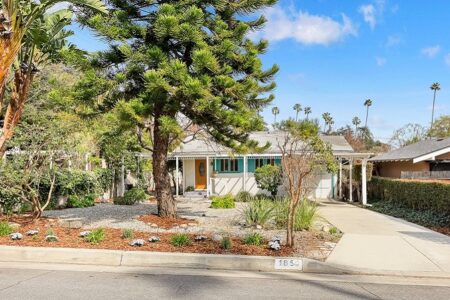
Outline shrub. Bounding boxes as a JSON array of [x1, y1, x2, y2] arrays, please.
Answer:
[[242, 198, 274, 227], [210, 194, 235, 209], [369, 176, 450, 214], [370, 201, 450, 228], [242, 232, 265, 246], [56, 169, 100, 198], [114, 188, 147, 206], [273, 198, 319, 231], [122, 229, 134, 239], [85, 228, 106, 245], [254, 165, 281, 198], [170, 233, 192, 247], [94, 168, 114, 193], [220, 237, 232, 250], [0, 222, 13, 236], [328, 226, 339, 235], [67, 195, 95, 208], [235, 191, 253, 202], [186, 186, 195, 192]]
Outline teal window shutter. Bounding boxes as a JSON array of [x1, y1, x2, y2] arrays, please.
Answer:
[[248, 159, 256, 172]]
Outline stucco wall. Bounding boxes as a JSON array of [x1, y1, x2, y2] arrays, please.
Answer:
[[378, 161, 430, 178]]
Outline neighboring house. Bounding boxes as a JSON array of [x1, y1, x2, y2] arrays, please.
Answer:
[[369, 137, 450, 178], [169, 131, 355, 199]]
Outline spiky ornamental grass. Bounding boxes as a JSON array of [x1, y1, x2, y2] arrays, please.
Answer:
[[78, 0, 279, 218]]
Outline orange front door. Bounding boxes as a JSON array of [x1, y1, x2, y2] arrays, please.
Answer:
[[195, 159, 207, 190]]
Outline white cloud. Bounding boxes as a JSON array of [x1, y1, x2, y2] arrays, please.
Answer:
[[253, 7, 357, 46], [386, 35, 401, 47], [421, 45, 441, 58], [359, 0, 385, 29], [445, 53, 450, 66], [376, 57, 386, 66]]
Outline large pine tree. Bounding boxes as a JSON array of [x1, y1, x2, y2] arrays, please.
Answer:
[[81, 0, 279, 217]]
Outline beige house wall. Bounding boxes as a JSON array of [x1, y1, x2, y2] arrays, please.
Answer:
[[378, 161, 430, 178]]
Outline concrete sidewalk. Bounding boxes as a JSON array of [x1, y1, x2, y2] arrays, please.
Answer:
[[319, 201, 450, 273]]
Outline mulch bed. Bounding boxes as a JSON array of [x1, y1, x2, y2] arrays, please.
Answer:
[[137, 214, 197, 229], [0, 216, 293, 257], [431, 227, 450, 236]]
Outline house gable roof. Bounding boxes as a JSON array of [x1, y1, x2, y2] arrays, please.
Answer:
[[171, 131, 354, 157], [369, 137, 450, 162]]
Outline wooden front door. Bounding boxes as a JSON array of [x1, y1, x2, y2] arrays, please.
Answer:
[[195, 159, 207, 190]]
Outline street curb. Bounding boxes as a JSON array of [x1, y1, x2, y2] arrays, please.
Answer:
[[1, 246, 449, 278]]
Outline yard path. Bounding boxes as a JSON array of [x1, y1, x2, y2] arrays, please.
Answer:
[[318, 200, 450, 273]]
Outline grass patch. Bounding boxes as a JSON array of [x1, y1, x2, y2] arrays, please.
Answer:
[[273, 198, 319, 231], [210, 194, 235, 209], [242, 197, 274, 227], [85, 228, 106, 245], [235, 191, 253, 202], [0, 221, 13, 236], [121, 229, 134, 239], [170, 233, 192, 247], [220, 236, 233, 250], [242, 232, 265, 246]]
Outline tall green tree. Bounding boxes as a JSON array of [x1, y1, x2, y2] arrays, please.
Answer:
[[321, 112, 333, 133], [352, 116, 361, 134], [430, 82, 441, 130], [293, 103, 302, 121], [272, 106, 280, 124], [363, 99, 372, 128], [304, 106, 312, 120], [428, 115, 450, 138], [82, 1, 279, 217]]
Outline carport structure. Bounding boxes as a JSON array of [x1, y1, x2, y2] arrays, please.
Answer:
[[335, 152, 373, 205]]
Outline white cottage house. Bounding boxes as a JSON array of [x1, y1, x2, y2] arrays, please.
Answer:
[[169, 131, 367, 200]]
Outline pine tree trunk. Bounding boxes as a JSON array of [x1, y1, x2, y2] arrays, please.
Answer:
[[0, 70, 32, 158], [153, 114, 177, 218]]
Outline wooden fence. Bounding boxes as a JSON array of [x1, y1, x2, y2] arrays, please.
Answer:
[[401, 171, 450, 179]]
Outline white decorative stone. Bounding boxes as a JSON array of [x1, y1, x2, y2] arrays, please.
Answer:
[[26, 230, 39, 236], [195, 235, 207, 241], [256, 225, 263, 230], [188, 223, 197, 227], [150, 223, 158, 228], [149, 236, 160, 243], [269, 236, 282, 251], [79, 231, 91, 238], [10, 233, 23, 240], [212, 234, 223, 242], [180, 224, 188, 229], [130, 239, 145, 247]]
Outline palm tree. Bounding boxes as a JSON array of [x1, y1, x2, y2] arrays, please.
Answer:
[[0, 0, 107, 103], [352, 116, 361, 134], [363, 99, 373, 128], [304, 107, 312, 120], [430, 82, 441, 130], [293, 103, 302, 121], [322, 112, 333, 133], [272, 106, 279, 124]]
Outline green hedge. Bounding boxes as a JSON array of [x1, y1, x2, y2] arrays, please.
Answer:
[[369, 177, 450, 214]]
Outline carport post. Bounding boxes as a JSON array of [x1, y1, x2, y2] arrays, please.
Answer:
[[243, 155, 247, 192], [175, 156, 179, 197], [338, 158, 342, 199], [349, 159, 353, 202], [206, 156, 210, 197], [362, 159, 367, 205]]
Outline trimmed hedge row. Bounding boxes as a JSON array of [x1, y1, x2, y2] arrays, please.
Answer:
[[368, 176, 450, 214]]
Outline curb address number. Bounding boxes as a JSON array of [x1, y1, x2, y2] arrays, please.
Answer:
[[274, 258, 302, 270]]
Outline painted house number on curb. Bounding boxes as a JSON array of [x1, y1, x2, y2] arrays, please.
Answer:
[[274, 258, 302, 270]]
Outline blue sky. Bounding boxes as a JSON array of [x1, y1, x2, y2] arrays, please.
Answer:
[[68, 0, 450, 142]]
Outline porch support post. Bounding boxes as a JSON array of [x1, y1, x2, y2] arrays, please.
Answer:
[[243, 155, 247, 192], [338, 158, 342, 199], [206, 156, 210, 197], [349, 159, 353, 203], [175, 156, 179, 197], [361, 158, 367, 206], [121, 156, 125, 197], [182, 158, 185, 195]]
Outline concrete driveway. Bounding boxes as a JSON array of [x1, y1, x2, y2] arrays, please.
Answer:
[[318, 201, 450, 274]]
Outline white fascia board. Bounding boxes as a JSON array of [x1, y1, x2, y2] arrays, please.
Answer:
[[413, 146, 450, 163]]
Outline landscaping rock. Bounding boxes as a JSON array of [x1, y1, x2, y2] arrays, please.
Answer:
[[180, 224, 188, 229], [130, 239, 145, 247], [268, 236, 282, 251], [26, 230, 39, 236], [10, 233, 23, 240], [195, 235, 208, 241], [59, 218, 83, 229], [321, 225, 331, 233], [45, 235, 58, 242], [212, 234, 223, 242], [256, 225, 263, 230], [150, 223, 158, 228], [149, 236, 160, 243], [79, 231, 91, 238]]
